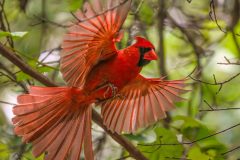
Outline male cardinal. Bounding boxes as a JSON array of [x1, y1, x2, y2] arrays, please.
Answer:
[[12, 0, 186, 159]]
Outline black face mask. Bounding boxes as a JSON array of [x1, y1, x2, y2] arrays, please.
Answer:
[[138, 47, 151, 67]]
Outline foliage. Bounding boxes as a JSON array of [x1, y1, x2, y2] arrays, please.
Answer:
[[139, 127, 184, 160]]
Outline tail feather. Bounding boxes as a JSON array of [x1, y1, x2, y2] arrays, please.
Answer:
[[69, 109, 87, 160], [44, 112, 79, 160], [29, 86, 70, 95], [14, 100, 68, 137], [12, 101, 64, 131], [21, 104, 68, 142], [12, 86, 94, 160], [17, 94, 51, 104], [32, 114, 68, 157], [84, 107, 94, 160]]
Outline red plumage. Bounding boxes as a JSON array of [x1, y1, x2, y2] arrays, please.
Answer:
[[12, 0, 187, 159]]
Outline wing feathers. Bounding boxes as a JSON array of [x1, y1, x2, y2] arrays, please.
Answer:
[[61, 0, 132, 87], [102, 75, 187, 133]]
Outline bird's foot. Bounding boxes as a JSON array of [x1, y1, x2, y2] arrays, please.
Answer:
[[103, 83, 118, 99], [115, 93, 126, 99]]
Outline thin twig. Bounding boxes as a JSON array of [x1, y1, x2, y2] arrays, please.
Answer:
[[0, 100, 16, 106], [189, 73, 240, 94], [203, 100, 214, 110], [72, 0, 130, 23], [209, 0, 240, 36], [138, 122, 240, 146], [0, 0, 14, 47], [218, 62, 240, 65], [200, 108, 240, 112], [32, 15, 69, 28], [231, 30, 240, 57], [209, 0, 227, 34], [217, 57, 240, 65], [33, 1, 131, 29], [221, 145, 240, 156], [0, 62, 28, 92], [130, 0, 144, 15]]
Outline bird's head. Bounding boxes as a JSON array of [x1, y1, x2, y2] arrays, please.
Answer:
[[133, 36, 158, 67]]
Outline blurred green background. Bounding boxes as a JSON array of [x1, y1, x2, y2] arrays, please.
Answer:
[[0, 0, 240, 159]]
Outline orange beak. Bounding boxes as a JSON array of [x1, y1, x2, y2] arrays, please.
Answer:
[[143, 49, 158, 60]]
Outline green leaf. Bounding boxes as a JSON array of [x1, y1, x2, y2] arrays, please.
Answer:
[[68, 0, 84, 11], [16, 72, 31, 81], [22, 152, 44, 160], [174, 115, 212, 141], [11, 32, 28, 38], [0, 31, 28, 39], [174, 115, 203, 129], [0, 32, 10, 38], [124, 133, 146, 142], [139, 127, 184, 160], [37, 66, 53, 73], [0, 143, 9, 159], [173, 116, 227, 159], [188, 146, 213, 160]]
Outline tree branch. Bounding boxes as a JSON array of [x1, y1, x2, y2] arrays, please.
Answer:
[[0, 43, 147, 160], [0, 43, 57, 87], [92, 111, 147, 160], [158, 0, 167, 77], [12, 143, 26, 160], [0, 62, 28, 92]]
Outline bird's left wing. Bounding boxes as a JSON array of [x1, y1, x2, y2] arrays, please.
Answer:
[[61, 0, 132, 87], [101, 75, 187, 134]]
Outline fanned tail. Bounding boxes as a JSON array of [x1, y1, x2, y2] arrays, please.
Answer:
[[12, 86, 94, 160]]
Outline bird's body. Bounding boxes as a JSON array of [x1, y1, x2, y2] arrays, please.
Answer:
[[68, 41, 156, 110], [83, 47, 141, 101], [66, 47, 142, 108], [12, 0, 187, 159]]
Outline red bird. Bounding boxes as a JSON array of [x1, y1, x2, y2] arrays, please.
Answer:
[[12, 0, 186, 159]]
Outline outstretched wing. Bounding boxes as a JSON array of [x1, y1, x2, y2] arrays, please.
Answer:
[[61, 0, 132, 87], [101, 75, 187, 134]]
